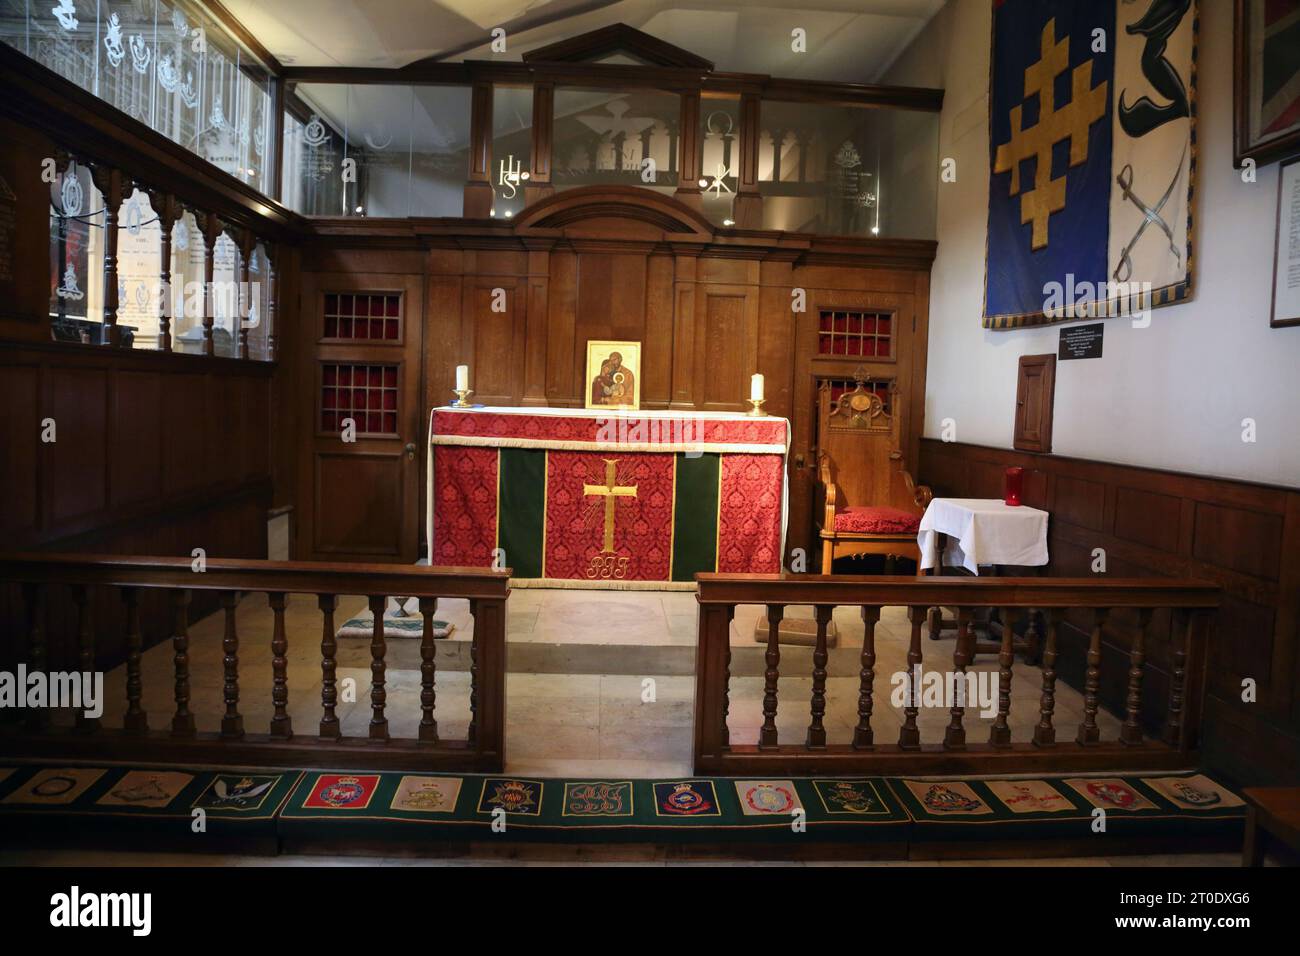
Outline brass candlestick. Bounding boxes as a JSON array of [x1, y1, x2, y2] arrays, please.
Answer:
[[451, 388, 474, 408], [746, 398, 767, 417]]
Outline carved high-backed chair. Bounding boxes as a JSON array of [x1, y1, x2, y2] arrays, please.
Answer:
[[816, 375, 932, 574]]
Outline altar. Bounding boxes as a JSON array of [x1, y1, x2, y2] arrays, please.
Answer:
[[426, 407, 790, 588]]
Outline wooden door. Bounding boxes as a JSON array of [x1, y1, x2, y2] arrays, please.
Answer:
[[789, 290, 917, 560], [298, 272, 424, 563]]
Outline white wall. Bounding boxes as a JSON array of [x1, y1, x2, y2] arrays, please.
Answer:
[[886, 0, 1300, 488]]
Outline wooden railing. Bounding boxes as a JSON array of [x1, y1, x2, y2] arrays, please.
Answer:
[[0, 554, 510, 771], [693, 573, 1219, 775]]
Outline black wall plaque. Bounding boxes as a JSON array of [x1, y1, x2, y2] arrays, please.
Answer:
[[1058, 323, 1103, 360]]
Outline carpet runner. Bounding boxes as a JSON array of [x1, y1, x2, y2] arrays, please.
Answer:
[[0, 764, 1244, 851]]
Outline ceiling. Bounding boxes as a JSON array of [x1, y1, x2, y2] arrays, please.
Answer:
[[219, 0, 946, 83]]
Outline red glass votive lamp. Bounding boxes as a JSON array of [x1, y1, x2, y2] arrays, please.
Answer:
[[1004, 466, 1024, 506]]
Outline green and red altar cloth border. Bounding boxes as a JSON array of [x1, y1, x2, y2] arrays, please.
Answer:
[[426, 407, 790, 588]]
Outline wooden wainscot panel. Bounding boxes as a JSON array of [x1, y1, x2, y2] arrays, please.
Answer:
[[1053, 474, 1107, 532], [545, 250, 578, 404], [0, 116, 52, 334], [45, 365, 108, 527], [425, 273, 465, 413], [162, 371, 209, 497], [696, 286, 757, 411], [0, 363, 39, 535], [466, 277, 525, 405], [642, 253, 675, 408], [1113, 485, 1182, 553], [109, 370, 163, 509], [1193, 501, 1285, 582], [313, 451, 404, 557]]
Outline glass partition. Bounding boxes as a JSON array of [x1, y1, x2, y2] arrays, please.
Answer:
[[699, 94, 740, 226], [285, 83, 470, 218], [169, 208, 205, 354], [491, 86, 531, 219], [758, 101, 937, 239], [48, 161, 105, 339], [552, 88, 679, 196], [115, 187, 164, 349], [1, 0, 275, 196]]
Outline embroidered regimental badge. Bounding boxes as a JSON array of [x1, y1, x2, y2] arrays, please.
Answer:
[[653, 780, 721, 817], [812, 780, 887, 815], [903, 780, 992, 815], [562, 781, 633, 817], [193, 775, 281, 812], [304, 774, 380, 810], [1140, 774, 1244, 811], [1062, 777, 1157, 812], [2, 768, 105, 805], [985, 779, 1074, 814], [98, 771, 194, 808], [477, 778, 543, 816], [735, 780, 802, 816], [390, 775, 462, 813]]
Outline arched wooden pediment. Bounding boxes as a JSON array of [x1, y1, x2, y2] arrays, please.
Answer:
[[512, 186, 715, 242]]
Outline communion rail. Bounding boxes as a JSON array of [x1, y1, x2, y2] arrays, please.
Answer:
[[0, 553, 510, 771], [693, 573, 1219, 775]]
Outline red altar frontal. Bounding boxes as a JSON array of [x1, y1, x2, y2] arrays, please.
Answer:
[[426, 407, 790, 588]]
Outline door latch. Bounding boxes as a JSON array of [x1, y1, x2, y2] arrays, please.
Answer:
[[405, 442, 417, 461]]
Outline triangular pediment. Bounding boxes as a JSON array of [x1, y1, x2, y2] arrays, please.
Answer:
[[521, 23, 712, 70]]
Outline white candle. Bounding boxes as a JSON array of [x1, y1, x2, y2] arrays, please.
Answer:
[[455, 365, 469, 391], [750, 373, 764, 402]]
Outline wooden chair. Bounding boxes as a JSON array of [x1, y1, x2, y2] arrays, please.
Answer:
[[816, 375, 932, 574]]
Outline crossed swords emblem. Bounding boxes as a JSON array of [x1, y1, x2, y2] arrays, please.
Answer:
[[1112, 141, 1186, 283]]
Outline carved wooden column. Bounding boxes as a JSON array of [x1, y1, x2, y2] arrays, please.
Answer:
[[202, 212, 220, 356], [265, 243, 279, 361], [526, 81, 555, 206], [238, 230, 254, 360], [464, 80, 495, 218], [92, 165, 123, 346], [733, 90, 763, 228], [152, 192, 180, 351], [674, 89, 703, 211]]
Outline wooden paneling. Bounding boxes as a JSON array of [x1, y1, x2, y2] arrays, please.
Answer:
[[293, 188, 935, 566], [920, 439, 1300, 786], [312, 452, 404, 556], [0, 342, 275, 675]]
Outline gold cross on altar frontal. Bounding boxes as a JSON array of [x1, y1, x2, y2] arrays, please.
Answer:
[[583, 459, 638, 553]]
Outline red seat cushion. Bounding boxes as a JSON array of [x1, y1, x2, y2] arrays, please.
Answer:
[[833, 506, 921, 535]]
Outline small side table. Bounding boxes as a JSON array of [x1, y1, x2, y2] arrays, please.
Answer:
[[1242, 787, 1300, 866], [917, 498, 1050, 660]]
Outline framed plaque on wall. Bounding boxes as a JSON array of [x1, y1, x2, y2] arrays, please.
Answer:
[[1272, 156, 1300, 328]]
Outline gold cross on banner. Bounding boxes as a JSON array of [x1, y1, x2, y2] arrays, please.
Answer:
[[583, 458, 638, 553], [992, 17, 1108, 250]]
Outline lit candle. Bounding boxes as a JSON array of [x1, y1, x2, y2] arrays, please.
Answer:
[[455, 365, 469, 391], [750, 373, 764, 402]]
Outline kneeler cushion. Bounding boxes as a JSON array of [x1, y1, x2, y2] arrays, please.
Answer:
[[834, 506, 921, 535]]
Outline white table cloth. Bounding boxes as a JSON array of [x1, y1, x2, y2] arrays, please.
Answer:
[[917, 498, 1049, 574]]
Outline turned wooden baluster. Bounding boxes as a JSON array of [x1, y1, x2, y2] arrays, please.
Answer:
[[806, 604, 833, 749], [1164, 607, 1203, 748], [722, 605, 735, 748], [1034, 609, 1061, 746], [121, 587, 147, 732], [170, 590, 195, 736], [944, 606, 973, 750], [1121, 608, 1152, 746], [854, 606, 880, 749], [220, 591, 243, 738], [318, 594, 340, 738], [369, 595, 389, 740], [419, 597, 439, 742], [71, 585, 98, 733], [268, 592, 292, 737], [989, 605, 1015, 748], [21, 584, 48, 731], [899, 606, 925, 750], [467, 599, 479, 744], [758, 604, 783, 749], [1076, 607, 1108, 745]]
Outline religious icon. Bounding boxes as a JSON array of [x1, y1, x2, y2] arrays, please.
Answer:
[[584, 340, 641, 410]]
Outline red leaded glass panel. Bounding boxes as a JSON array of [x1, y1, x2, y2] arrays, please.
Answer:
[[323, 292, 402, 341], [320, 363, 399, 434]]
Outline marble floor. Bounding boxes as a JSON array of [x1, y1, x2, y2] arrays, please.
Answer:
[[81, 588, 1127, 778]]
